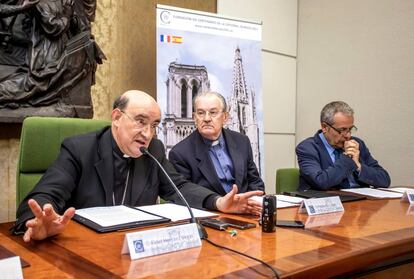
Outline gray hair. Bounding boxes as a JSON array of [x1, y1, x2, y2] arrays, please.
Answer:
[[113, 95, 129, 110], [192, 91, 228, 112], [320, 101, 354, 124]]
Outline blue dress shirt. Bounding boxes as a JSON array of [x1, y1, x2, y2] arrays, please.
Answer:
[[203, 134, 235, 193]]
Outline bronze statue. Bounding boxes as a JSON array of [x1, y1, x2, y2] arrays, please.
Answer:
[[0, 0, 105, 120]]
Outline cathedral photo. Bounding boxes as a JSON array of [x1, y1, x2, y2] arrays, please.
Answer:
[[159, 47, 262, 174]]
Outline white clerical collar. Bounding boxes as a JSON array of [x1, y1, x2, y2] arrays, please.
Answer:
[[211, 140, 219, 146], [201, 132, 225, 147]]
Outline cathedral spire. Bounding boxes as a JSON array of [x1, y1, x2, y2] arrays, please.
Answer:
[[227, 47, 261, 174]]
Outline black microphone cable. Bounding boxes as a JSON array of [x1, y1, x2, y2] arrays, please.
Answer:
[[140, 146, 280, 278], [204, 238, 281, 279], [139, 146, 207, 239]]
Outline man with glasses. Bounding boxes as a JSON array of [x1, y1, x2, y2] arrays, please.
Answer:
[[296, 101, 390, 190], [14, 90, 263, 242], [169, 91, 264, 197]]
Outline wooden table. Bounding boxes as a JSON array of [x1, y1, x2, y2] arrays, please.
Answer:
[[1, 199, 414, 278]]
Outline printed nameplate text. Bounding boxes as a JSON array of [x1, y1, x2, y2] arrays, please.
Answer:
[[121, 223, 201, 260], [298, 196, 344, 216]]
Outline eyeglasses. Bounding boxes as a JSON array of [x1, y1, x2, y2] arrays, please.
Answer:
[[120, 110, 162, 133], [195, 110, 223, 119], [324, 122, 357, 135]]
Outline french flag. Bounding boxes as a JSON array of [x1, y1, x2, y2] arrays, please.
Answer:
[[160, 35, 171, 43]]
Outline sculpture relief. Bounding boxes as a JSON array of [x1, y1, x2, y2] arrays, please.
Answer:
[[0, 0, 105, 120]]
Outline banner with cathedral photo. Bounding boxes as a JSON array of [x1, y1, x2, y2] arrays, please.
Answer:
[[156, 5, 264, 175]]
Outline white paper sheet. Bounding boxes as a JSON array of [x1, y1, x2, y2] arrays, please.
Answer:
[[0, 256, 23, 279], [341, 188, 403, 198], [75, 205, 164, 227], [137, 203, 218, 222], [249, 194, 304, 208], [378, 187, 414, 194], [276, 194, 305, 204]]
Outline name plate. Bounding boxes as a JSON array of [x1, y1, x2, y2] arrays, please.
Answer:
[[121, 223, 201, 260], [298, 196, 344, 215], [401, 190, 414, 204]]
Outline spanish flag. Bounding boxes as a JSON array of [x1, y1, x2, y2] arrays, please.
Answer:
[[172, 36, 183, 44]]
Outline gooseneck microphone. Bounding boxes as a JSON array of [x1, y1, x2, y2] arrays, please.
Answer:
[[139, 146, 208, 239]]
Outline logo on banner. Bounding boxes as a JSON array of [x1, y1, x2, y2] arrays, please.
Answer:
[[160, 11, 171, 24], [160, 35, 183, 44]]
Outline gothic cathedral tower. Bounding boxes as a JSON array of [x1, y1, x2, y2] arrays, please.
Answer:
[[162, 62, 210, 154], [227, 47, 261, 174]]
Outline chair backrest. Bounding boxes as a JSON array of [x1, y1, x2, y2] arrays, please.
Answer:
[[16, 117, 110, 204], [275, 168, 300, 194]]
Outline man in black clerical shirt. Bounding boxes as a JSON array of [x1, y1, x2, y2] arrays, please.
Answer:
[[112, 136, 134, 205], [15, 90, 263, 242], [169, 91, 264, 196]]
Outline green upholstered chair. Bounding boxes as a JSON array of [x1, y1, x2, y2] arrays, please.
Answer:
[[16, 117, 110, 205], [275, 168, 300, 194]]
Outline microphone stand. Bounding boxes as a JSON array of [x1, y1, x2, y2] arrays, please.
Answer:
[[140, 147, 208, 239], [139, 148, 281, 277]]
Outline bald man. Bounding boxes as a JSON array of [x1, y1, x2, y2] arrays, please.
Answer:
[[14, 90, 263, 242]]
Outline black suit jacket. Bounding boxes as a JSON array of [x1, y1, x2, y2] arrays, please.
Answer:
[[169, 129, 264, 196], [15, 127, 218, 232], [296, 131, 391, 191]]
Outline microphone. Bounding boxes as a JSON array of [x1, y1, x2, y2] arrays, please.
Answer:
[[139, 146, 208, 239]]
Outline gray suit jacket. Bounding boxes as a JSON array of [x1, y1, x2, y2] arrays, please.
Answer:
[[15, 127, 218, 232]]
